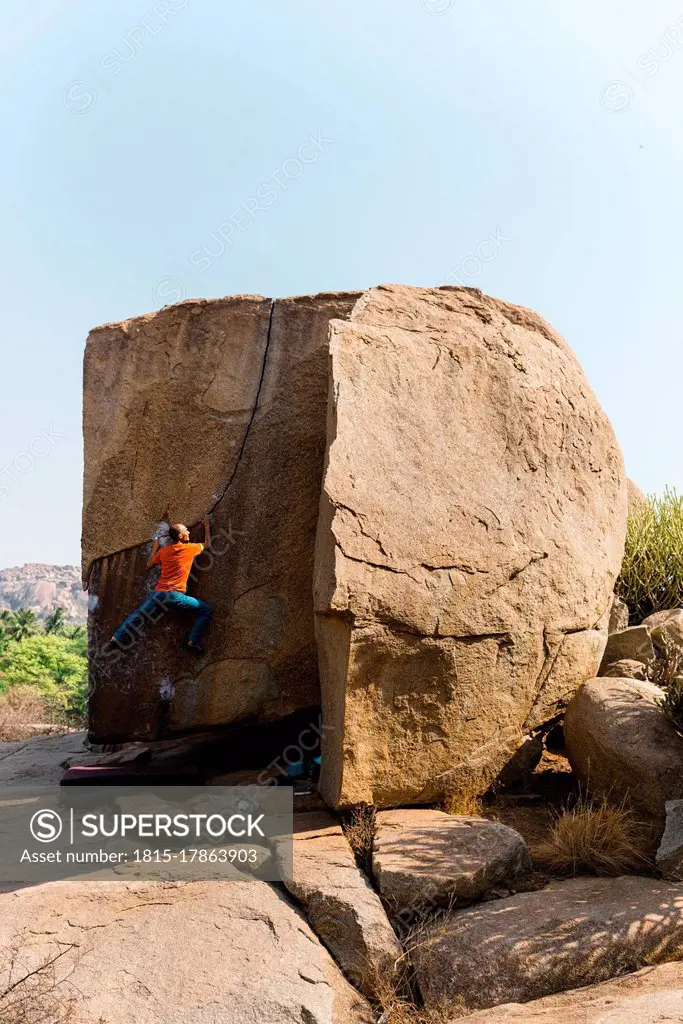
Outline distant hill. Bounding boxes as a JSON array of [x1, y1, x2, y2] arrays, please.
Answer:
[[0, 564, 88, 624]]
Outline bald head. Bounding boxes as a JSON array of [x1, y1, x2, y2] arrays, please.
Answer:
[[169, 523, 190, 543]]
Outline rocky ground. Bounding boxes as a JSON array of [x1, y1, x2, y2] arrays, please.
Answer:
[[1, 599, 681, 1023]]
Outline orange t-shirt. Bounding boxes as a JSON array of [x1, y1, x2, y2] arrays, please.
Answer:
[[151, 542, 203, 593]]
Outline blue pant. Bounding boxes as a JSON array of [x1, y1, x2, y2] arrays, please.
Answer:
[[113, 591, 213, 647]]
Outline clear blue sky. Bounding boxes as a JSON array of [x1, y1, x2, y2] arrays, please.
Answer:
[[1, 0, 682, 569]]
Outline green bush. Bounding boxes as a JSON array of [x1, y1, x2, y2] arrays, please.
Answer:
[[0, 634, 87, 720], [616, 488, 683, 623]]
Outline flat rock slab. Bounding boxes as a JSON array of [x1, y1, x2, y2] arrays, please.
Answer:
[[657, 800, 683, 880], [564, 677, 683, 826], [273, 811, 401, 998], [465, 961, 683, 1023], [599, 626, 654, 670], [412, 875, 683, 1012], [0, 880, 372, 1024], [372, 809, 530, 917], [0, 732, 88, 785]]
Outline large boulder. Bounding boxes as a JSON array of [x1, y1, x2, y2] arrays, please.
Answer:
[[371, 809, 530, 917], [412, 875, 683, 1012], [564, 678, 683, 826], [464, 962, 683, 1023], [85, 293, 360, 742], [0, 880, 372, 1023], [83, 285, 627, 804], [273, 811, 402, 998], [315, 285, 626, 807]]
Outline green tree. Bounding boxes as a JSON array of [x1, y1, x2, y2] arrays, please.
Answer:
[[44, 607, 66, 635], [5, 608, 40, 642], [0, 634, 87, 717]]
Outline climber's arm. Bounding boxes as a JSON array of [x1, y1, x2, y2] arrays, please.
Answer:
[[202, 515, 212, 552], [147, 538, 161, 569]]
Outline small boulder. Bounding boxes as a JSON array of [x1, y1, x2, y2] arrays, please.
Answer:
[[463, 961, 683, 1023], [608, 595, 630, 634], [273, 811, 402, 998], [599, 626, 654, 672], [642, 608, 683, 651], [600, 659, 647, 680], [564, 678, 683, 826], [371, 810, 530, 921], [412, 875, 683, 1012], [657, 800, 683, 881]]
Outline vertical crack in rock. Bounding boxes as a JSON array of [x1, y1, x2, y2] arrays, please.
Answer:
[[208, 298, 276, 514]]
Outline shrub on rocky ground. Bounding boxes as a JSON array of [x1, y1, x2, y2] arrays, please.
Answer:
[[648, 635, 683, 689], [616, 488, 683, 622], [0, 685, 69, 742], [0, 942, 79, 1024], [658, 676, 683, 734], [532, 794, 651, 876], [342, 804, 377, 873]]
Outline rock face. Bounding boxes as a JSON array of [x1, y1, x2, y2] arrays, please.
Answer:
[[84, 286, 627, 806], [412, 875, 683, 1012], [0, 880, 372, 1023], [657, 800, 683, 880], [315, 285, 626, 807], [564, 678, 683, 825], [599, 626, 654, 671], [371, 809, 530, 916], [273, 812, 401, 999], [465, 962, 683, 1023], [85, 293, 360, 742], [0, 564, 87, 624]]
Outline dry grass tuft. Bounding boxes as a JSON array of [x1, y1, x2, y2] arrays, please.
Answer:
[[532, 793, 652, 876], [342, 804, 377, 873], [371, 914, 469, 1024], [0, 942, 80, 1024], [442, 783, 483, 818], [0, 686, 66, 743]]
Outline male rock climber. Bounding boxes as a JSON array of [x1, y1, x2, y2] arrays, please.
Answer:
[[111, 516, 213, 654]]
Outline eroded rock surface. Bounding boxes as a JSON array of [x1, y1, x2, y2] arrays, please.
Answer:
[[273, 811, 401, 998], [412, 875, 683, 1012], [0, 880, 372, 1024], [315, 285, 626, 806]]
